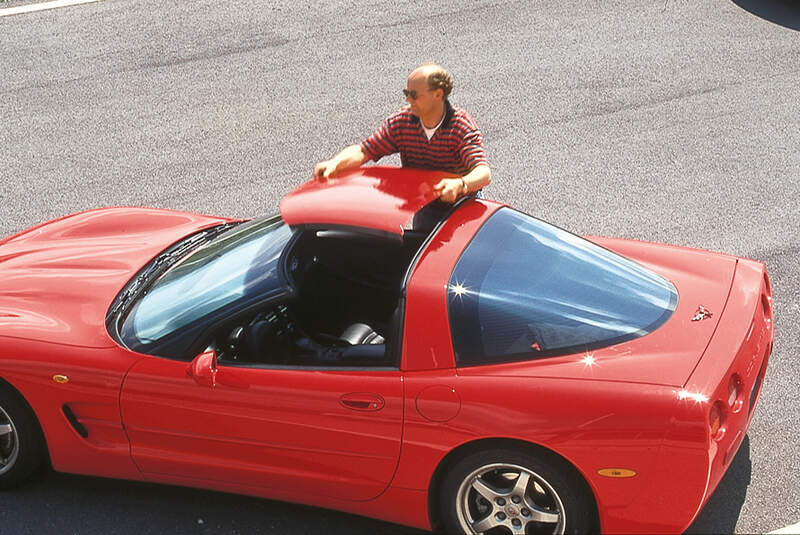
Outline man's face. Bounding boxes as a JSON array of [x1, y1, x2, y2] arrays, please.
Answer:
[[405, 72, 440, 118]]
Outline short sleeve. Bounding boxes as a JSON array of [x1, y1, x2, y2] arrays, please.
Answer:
[[457, 128, 489, 172]]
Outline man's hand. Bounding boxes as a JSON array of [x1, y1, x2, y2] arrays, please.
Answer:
[[433, 177, 466, 203], [314, 160, 336, 180], [313, 145, 370, 181]]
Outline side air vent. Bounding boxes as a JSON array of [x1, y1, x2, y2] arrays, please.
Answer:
[[62, 405, 89, 438]]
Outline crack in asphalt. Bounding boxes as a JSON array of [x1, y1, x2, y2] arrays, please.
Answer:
[[0, 0, 515, 96], [0, 34, 292, 95], [532, 68, 800, 128], [346, 0, 517, 32]]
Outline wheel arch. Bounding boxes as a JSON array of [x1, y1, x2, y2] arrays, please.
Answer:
[[0, 375, 51, 469], [426, 437, 599, 533]]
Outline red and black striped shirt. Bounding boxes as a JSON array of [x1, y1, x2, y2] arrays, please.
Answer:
[[360, 101, 488, 175]]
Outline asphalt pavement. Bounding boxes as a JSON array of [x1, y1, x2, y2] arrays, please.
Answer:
[[1, 0, 799, 533]]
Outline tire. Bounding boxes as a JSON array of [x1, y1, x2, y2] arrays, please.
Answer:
[[0, 385, 45, 489], [438, 448, 597, 535]]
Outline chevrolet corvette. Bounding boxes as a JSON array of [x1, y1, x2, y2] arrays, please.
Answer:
[[0, 167, 772, 534]]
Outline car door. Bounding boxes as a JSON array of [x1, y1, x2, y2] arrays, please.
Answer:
[[120, 354, 403, 501]]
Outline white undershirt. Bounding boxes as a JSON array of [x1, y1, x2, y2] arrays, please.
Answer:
[[422, 113, 445, 140]]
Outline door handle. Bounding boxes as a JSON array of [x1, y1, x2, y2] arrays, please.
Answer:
[[339, 392, 385, 412]]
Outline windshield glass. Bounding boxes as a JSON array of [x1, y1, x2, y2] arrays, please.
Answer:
[[448, 208, 678, 366], [120, 216, 293, 346]]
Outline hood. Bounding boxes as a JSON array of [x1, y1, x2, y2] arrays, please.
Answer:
[[0, 207, 230, 348], [468, 237, 737, 388]]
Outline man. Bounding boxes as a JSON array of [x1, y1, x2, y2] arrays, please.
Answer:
[[313, 63, 491, 203]]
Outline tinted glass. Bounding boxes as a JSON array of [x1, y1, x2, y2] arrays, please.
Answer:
[[448, 208, 677, 366], [121, 216, 292, 345]]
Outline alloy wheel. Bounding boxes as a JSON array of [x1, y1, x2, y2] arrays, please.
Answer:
[[0, 405, 19, 476], [455, 462, 565, 535]]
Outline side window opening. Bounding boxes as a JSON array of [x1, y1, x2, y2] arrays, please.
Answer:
[[210, 229, 425, 368]]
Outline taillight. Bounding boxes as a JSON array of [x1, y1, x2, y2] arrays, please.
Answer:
[[709, 401, 726, 441], [728, 374, 743, 413]]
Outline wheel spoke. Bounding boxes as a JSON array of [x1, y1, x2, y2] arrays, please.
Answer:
[[471, 476, 502, 502], [471, 514, 502, 533], [526, 504, 561, 524], [512, 470, 531, 496], [0, 423, 13, 437]]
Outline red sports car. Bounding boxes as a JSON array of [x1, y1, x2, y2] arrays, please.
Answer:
[[0, 167, 772, 534]]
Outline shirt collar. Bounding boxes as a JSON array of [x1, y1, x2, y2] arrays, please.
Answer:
[[411, 100, 454, 128]]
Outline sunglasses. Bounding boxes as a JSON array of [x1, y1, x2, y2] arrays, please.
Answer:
[[403, 89, 422, 100]]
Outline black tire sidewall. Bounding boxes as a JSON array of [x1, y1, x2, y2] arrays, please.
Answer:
[[438, 447, 597, 535], [0, 386, 45, 489]]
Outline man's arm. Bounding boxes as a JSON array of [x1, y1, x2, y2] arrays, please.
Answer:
[[433, 164, 492, 203], [314, 144, 369, 180]]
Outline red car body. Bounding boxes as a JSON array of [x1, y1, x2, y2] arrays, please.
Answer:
[[0, 168, 772, 533]]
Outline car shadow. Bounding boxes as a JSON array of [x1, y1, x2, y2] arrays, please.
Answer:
[[6, 438, 753, 535], [684, 434, 752, 534], [731, 0, 800, 31], [6, 471, 427, 535]]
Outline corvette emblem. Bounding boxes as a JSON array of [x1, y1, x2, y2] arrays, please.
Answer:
[[691, 305, 713, 321]]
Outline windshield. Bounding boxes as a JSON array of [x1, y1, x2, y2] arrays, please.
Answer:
[[120, 216, 293, 347], [448, 208, 678, 366]]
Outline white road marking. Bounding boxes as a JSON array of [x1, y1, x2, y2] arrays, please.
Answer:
[[0, 0, 101, 18], [769, 522, 800, 534]]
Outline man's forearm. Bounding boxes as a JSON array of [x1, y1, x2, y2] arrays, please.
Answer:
[[462, 164, 491, 193], [315, 144, 369, 179], [330, 145, 369, 173]]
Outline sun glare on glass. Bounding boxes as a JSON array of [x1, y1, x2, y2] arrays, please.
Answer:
[[449, 281, 468, 297]]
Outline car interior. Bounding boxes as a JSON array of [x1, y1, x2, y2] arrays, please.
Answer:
[[210, 228, 430, 368]]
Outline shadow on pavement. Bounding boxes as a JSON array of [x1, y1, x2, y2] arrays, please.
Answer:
[[4, 470, 426, 535], [684, 434, 752, 534], [731, 0, 800, 31], [5, 438, 754, 534]]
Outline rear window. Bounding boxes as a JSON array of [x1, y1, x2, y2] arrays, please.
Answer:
[[448, 208, 677, 366]]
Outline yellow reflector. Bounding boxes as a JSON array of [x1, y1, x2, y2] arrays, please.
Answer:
[[52, 375, 69, 384], [597, 468, 637, 478]]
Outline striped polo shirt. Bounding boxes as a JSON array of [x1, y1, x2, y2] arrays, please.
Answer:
[[360, 101, 488, 175]]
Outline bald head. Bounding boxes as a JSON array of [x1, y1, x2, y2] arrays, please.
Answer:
[[410, 63, 454, 99]]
